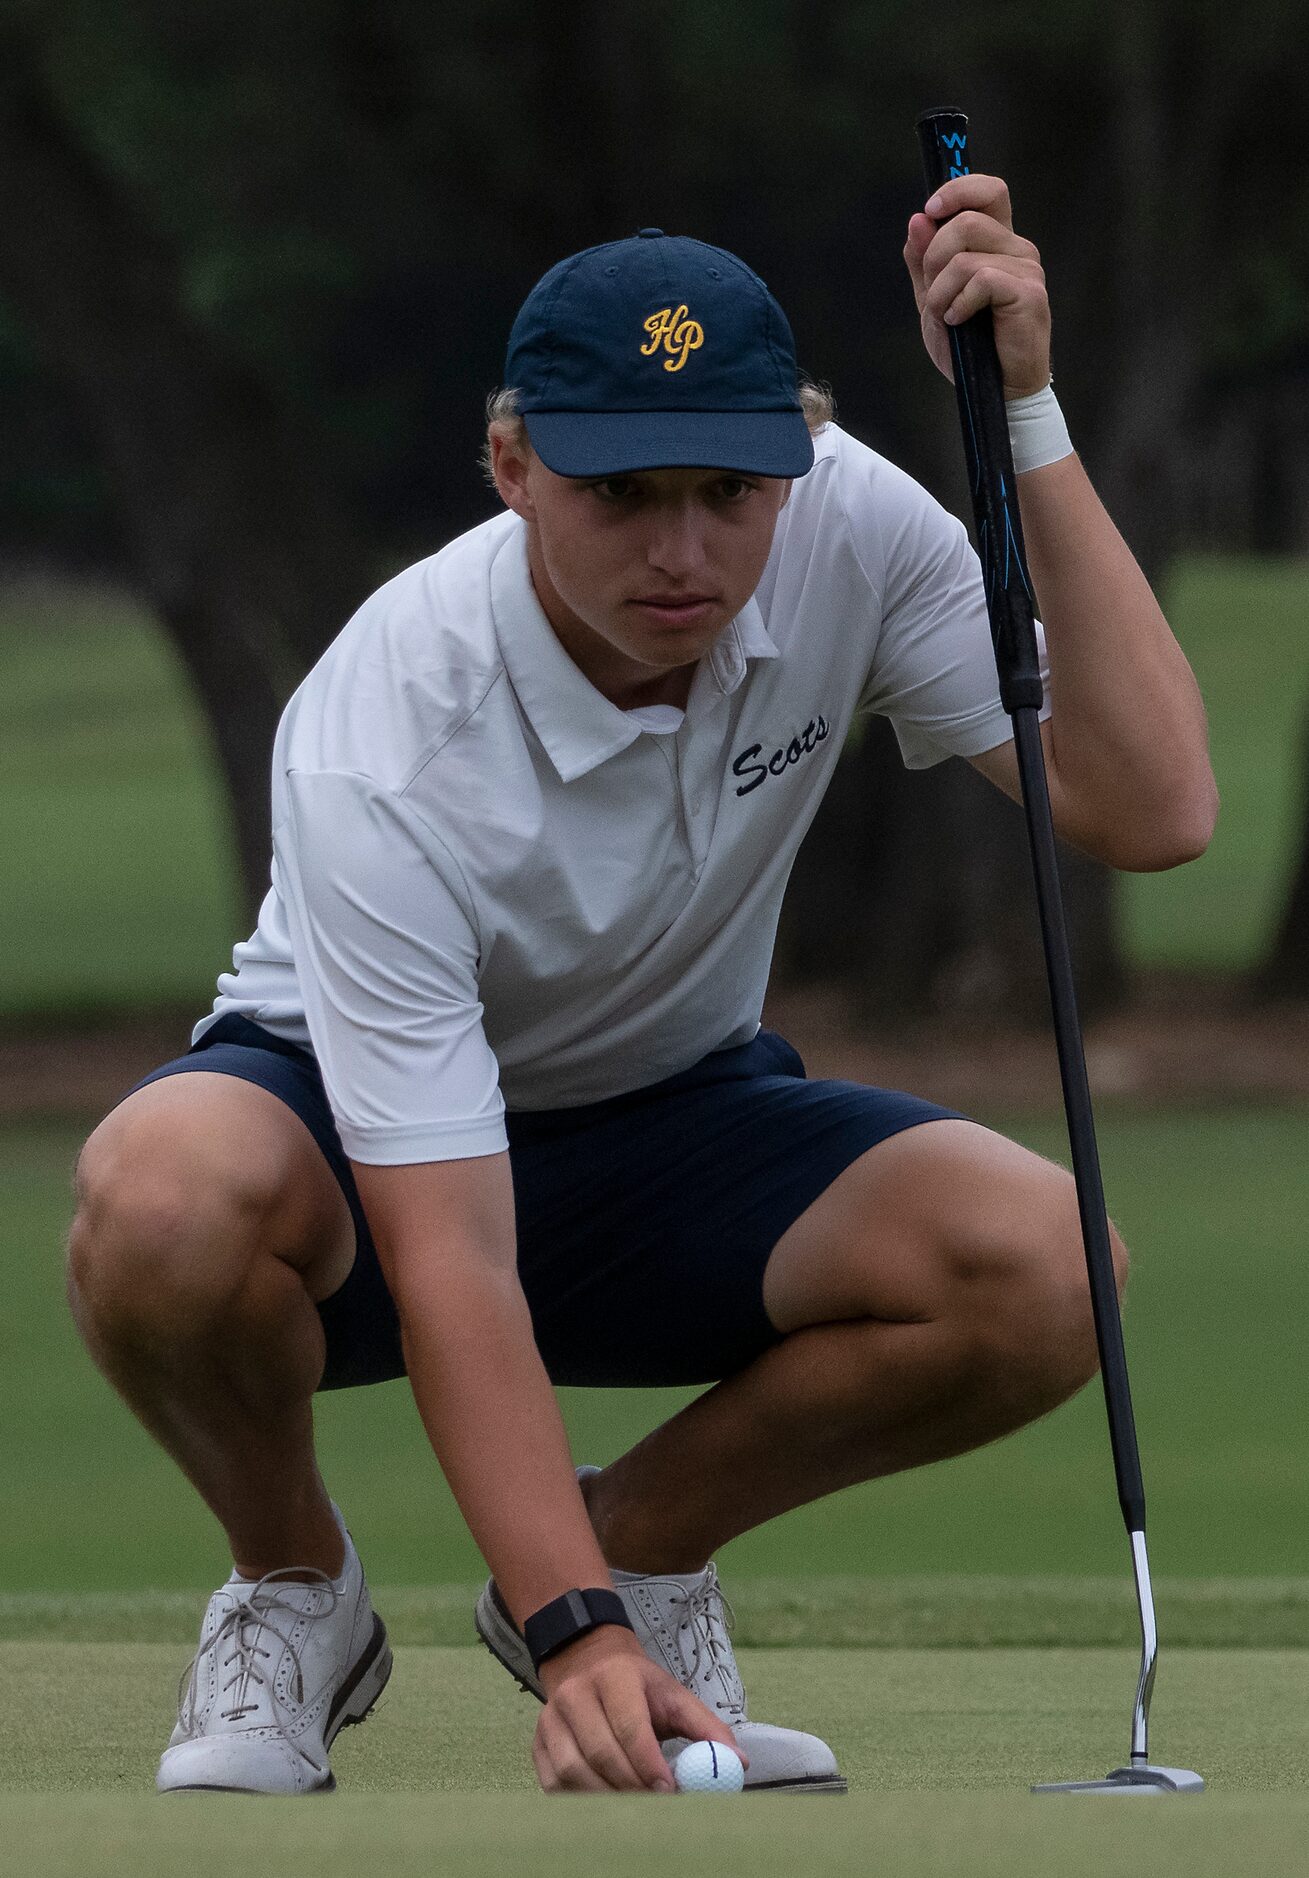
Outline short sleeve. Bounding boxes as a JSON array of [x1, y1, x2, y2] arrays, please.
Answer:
[[275, 768, 507, 1164], [847, 454, 1051, 770]]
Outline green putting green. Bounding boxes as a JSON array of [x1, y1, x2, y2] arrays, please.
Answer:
[[2, 1643, 1306, 1794], [0, 1647, 1305, 1872]]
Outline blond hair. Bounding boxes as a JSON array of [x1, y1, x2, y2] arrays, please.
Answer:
[[480, 379, 835, 486]]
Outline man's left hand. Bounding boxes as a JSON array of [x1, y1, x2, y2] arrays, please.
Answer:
[[903, 174, 1051, 399]]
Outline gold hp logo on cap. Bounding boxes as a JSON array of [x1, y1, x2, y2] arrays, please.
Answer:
[[640, 305, 704, 373]]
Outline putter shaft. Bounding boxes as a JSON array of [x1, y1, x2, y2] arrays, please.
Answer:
[[1129, 1528, 1158, 1764], [915, 108, 1202, 1790], [1014, 706, 1158, 1767]]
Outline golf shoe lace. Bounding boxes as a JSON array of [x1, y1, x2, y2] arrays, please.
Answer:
[[177, 1567, 339, 1728], [672, 1566, 745, 1718]]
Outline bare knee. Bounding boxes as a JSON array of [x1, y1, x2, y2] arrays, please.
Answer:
[[68, 1108, 282, 1341], [980, 1172, 1129, 1405], [766, 1121, 1128, 1409]]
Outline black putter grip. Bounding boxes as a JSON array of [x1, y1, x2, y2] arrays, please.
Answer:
[[915, 109, 1044, 717]]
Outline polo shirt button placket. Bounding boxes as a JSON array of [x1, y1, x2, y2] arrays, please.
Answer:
[[687, 785, 712, 874]]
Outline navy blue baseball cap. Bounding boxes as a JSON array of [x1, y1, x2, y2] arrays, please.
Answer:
[[504, 229, 814, 479]]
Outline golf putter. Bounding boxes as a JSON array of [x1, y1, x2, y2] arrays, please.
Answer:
[[915, 107, 1204, 1797]]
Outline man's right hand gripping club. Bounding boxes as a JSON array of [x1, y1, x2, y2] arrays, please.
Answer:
[[533, 1622, 742, 1794], [351, 1153, 741, 1793]]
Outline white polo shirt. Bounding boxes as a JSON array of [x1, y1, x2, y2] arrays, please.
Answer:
[[199, 422, 1048, 1163]]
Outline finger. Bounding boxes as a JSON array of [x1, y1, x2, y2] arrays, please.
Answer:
[[902, 213, 934, 305], [646, 1678, 748, 1768], [597, 1681, 677, 1793], [562, 1687, 653, 1793], [921, 212, 1039, 290], [532, 1730, 561, 1794], [923, 252, 1044, 327], [922, 172, 1013, 230], [535, 1707, 612, 1793], [935, 261, 1046, 331]]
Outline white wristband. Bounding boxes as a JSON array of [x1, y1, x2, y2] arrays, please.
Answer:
[[1005, 382, 1073, 474]]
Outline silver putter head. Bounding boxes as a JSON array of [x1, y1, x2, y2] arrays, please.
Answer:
[[1033, 1764, 1205, 1796]]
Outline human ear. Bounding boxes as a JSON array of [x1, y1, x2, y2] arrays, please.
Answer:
[[490, 428, 536, 522]]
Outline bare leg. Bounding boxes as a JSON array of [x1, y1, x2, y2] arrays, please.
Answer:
[[583, 1120, 1126, 1574], [67, 1073, 358, 1581]]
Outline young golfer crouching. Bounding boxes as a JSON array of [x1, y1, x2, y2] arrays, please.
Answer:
[[68, 184, 1216, 1796]]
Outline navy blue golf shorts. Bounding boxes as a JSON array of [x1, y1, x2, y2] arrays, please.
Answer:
[[129, 1014, 963, 1391]]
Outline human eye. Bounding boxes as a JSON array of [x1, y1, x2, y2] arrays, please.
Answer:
[[587, 476, 640, 502], [713, 475, 760, 502]]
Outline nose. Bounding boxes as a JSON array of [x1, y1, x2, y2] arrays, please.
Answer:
[[646, 499, 711, 580]]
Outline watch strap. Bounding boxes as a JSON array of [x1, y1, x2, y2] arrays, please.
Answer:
[[523, 1587, 634, 1673]]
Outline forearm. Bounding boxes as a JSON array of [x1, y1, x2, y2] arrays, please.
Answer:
[[907, 174, 1216, 867], [352, 1156, 706, 1793], [393, 1253, 612, 1625], [1016, 451, 1218, 868]]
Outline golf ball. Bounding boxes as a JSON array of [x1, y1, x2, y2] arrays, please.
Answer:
[[672, 1739, 745, 1794]]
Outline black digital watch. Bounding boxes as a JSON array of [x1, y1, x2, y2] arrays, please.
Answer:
[[522, 1587, 634, 1674]]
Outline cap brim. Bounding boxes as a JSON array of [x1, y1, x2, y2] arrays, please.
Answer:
[[523, 408, 815, 478]]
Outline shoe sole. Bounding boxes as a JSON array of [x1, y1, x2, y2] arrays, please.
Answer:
[[163, 1612, 393, 1797], [746, 1773, 850, 1794], [475, 1586, 848, 1795], [326, 1612, 394, 1744]]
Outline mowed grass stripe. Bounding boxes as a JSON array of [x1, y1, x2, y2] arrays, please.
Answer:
[[0, 1644, 1304, 1802], [3, 1577, 1308, 1648]]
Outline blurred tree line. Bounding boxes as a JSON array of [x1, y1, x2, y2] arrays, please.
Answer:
[[1, 0, 1307, 1018]]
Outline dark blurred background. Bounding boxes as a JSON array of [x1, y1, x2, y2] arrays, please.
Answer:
[[2, 0, 1308, 1069]]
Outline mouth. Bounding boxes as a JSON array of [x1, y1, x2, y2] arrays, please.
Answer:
[[629, 594, 719, 626]]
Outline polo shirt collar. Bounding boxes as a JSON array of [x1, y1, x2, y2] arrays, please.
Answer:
[[491, 523, 779, 783], [707, 597, 779, 696], [492, 528, 639, 783]]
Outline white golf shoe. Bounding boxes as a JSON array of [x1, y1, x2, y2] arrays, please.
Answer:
[[475, 1482, 845, 1794], [156, 1507, 391, 1795]]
